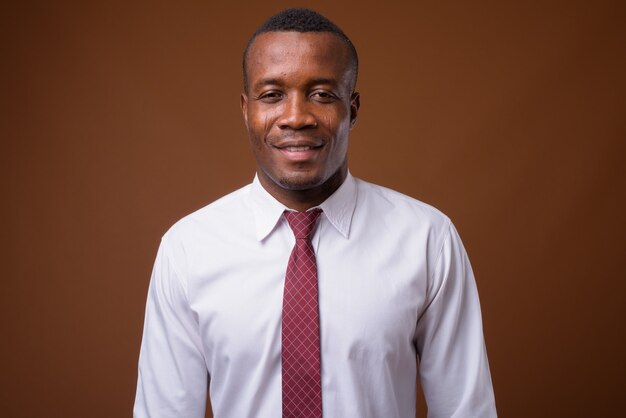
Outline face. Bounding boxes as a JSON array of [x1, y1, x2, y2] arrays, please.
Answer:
[[241, 31, 360, 206]]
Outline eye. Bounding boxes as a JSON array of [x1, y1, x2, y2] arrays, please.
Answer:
[[257, 91, 284, 103], [311, 90, 338, 103]]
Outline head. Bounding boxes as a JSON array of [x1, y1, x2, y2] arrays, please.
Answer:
[[243, 9, 359, 94], [241, 8, 361, 210]]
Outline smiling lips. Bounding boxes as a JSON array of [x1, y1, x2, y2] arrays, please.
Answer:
[[282, 145, 318, 152], [273, 142, 324, 161]]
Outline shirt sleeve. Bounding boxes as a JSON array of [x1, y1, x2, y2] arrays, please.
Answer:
[[133, 236, 208, 418], [415, 222, 497, 417]]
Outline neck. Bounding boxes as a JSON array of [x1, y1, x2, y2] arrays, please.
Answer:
[[258, 167, 347, 212]]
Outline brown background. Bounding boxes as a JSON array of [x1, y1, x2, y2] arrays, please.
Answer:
[[1, 0, 625, 417]]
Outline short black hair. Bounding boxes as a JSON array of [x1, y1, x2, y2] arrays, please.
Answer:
[[242, 8, 358, 93]]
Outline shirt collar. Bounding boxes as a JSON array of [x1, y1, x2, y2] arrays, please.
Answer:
[[249, 172, 357, 241]]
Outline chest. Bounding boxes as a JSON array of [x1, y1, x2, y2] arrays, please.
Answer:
[[186, 234, 428, 367]]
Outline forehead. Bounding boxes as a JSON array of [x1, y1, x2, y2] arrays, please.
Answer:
[[246, 31, 352, 86]]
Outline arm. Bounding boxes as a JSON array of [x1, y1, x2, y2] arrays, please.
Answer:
[[133, 236, 208, 418], [415, 222, 497, 417]]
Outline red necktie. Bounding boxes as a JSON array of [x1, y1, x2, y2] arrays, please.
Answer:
[[282, 209, 323, 418]]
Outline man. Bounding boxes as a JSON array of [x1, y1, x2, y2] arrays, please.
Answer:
[[134, 8, 496, 418]]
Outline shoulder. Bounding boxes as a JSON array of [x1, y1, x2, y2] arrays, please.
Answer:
[[354, 177, 451, 230], [351, 178, 455, 269], [162, 182, 254, 244], [351, 178, 470, 290]]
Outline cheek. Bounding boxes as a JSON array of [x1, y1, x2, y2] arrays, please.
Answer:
[[325, 104, 351, 132], [322, 114, 334, 131], [326, 112, 351, 142], [249, 109, 279, 138]]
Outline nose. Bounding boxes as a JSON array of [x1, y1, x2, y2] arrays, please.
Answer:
[[276, 94, 317, 130]]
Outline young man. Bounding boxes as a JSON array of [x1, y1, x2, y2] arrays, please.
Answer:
[[134, 8, 496, 418]]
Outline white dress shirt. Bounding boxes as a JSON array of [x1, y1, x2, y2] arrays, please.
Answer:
[[134, 173, 497, 418]]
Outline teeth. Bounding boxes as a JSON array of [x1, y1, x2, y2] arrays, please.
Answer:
[[285, 146, 312, 151]]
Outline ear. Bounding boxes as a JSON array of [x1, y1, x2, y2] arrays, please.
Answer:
[[240, 93, 249, 129], [349, 91, 360, 129]]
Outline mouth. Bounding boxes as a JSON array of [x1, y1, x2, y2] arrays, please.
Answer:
[[273, 143, 324, 162], [278, 145, 322, 152]]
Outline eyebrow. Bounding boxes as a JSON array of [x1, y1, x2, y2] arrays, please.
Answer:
[[307, 78, 338, 87], [254, 78, 283, 88], [252, 77, 339, 90]]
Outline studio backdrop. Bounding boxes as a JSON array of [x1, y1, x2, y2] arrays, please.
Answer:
[[1, 1, 624, 417]]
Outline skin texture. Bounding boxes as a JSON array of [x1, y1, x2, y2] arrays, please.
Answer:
[[241, 32, 360, 211]]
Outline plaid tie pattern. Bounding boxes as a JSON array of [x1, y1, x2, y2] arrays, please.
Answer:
[[282, 209, 323, 418]]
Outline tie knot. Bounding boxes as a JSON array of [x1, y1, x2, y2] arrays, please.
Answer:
[[285, 209, 322, 240]]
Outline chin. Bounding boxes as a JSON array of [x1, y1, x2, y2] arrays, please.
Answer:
[[276, 173, 325, 191]]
